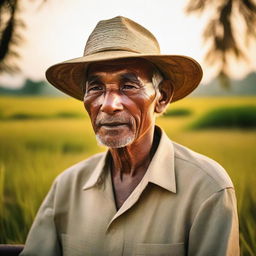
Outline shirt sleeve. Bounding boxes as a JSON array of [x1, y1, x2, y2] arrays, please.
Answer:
[[20, 181, 61, 256], [188, 188, 240, 256]]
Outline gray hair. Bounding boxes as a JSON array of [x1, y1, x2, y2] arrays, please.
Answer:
[[151, 67, 164, 89]]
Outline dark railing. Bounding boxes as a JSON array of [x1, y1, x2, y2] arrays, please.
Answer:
[[0, 244, 24, 256]]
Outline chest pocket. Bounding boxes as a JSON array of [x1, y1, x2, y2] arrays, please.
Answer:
[[134, 243, 185, 256]]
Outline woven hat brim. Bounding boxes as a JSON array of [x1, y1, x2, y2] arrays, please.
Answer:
[[45, 51, 203, 102]]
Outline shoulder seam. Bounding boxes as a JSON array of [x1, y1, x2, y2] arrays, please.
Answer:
[[175, 155, 233, 190], [191, 187, 235, 225]]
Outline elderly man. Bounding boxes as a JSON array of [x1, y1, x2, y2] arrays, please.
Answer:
[[21, 16, 239, 256]]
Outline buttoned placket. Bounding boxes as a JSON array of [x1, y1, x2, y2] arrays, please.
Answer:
[[103, 164, 152, 256], [86, 155, 153, 255]]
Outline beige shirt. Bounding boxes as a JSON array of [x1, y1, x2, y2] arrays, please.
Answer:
[[21, 127, 239, 256]]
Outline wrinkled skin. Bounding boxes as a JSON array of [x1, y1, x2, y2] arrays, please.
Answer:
[[83, 58, 173, 209]]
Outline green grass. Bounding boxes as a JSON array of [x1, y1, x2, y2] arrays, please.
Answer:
[[0, 96, 256, 255], [190, 105, 256, 129], [164, 108, 192, 117], [0, 111, 85, 120]]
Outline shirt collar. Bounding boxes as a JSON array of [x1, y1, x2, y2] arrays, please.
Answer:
[[83, 126, 176, 193], [147, 126, 176, 193], [82, 152, 109, 190]]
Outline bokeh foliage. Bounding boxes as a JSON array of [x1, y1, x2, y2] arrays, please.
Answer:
[[186, 0, 256, 87]]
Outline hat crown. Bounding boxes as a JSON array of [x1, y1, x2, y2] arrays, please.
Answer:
[[84, 16, 160, 56]]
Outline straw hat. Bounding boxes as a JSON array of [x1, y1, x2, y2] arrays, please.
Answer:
[[46, 16, 203, 102]]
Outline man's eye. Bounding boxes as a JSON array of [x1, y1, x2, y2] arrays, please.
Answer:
[[122, 84, 138, 90], [87, 85, 103, 92]]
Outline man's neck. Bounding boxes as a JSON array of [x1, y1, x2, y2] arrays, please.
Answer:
[[109, 125, 159, 179], [109, 125, 161, 209]]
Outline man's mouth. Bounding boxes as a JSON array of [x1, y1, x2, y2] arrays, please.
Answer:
[[100, 122, 128, 127]]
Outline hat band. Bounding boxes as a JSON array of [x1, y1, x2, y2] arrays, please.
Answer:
[[85, 46, 143, 56]]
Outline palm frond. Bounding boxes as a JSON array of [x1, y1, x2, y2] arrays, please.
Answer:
[[0, 0, 47, 74], [185, 0, 211, 13], [186, 0, 256, 87], [0, 0, 21, 73]]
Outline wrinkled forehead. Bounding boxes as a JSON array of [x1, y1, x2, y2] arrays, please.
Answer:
[[86, 58, 155, 82]]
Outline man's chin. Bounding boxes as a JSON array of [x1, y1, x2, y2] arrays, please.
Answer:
[[96, 134, 135, 148]]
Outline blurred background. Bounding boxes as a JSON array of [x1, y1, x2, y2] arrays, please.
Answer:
[[0, 0, 255, 254]]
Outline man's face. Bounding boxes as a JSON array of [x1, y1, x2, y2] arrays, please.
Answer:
[[83, 58, 159, 148]]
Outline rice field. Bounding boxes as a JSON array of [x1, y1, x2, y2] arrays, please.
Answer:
[[0, 96, 255, 255]]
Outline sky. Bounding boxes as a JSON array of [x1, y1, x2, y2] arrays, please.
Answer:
[[0, 0, 255, 88]]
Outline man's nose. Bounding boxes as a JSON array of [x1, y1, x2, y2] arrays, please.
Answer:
[[100, 91, 124, 114]]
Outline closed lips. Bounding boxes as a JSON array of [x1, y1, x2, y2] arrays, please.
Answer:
[[101, 122, 127, 126]]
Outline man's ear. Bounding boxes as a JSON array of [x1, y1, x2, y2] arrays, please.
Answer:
[[155, 80, 174, 114]]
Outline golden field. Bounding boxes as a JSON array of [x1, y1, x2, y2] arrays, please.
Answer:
[[0, 96, 255, 255]]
